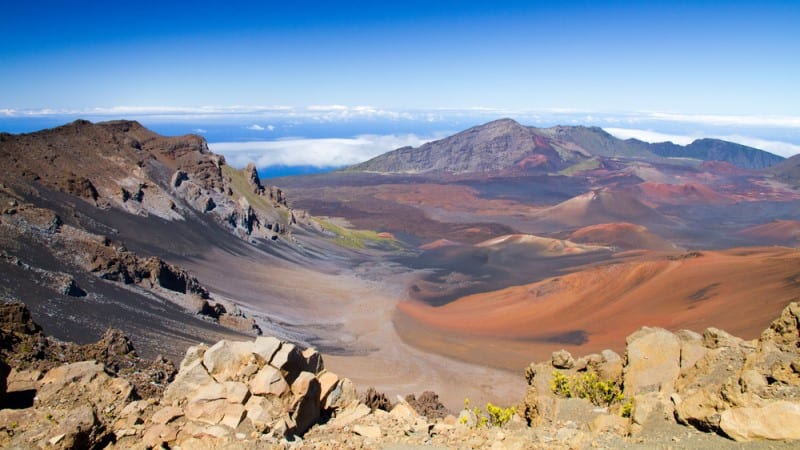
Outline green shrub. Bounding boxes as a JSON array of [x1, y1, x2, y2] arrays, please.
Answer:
[[550, 371, 573, 397], [460, 398, 516, 428], [620, 400, 633, 418], [486, 402, 516, 427], [550, 370, 626, 408]]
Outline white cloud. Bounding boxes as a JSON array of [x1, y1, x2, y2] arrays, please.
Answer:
[[209, 134, 437, 169], [246, 124, 265, 131], [605, 128, 696, 145], [266, 124, 275, 131], [604, 127, 800, 158], [307, 105, 348, 112], [192, 128, 207, 134], [640, 112, 800, 129]]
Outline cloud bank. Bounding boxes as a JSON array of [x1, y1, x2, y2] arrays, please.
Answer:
[[209, 134, 437, 169]]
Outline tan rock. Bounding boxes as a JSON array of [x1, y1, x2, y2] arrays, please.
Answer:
[[253, 336, 282, 362], [151, 406, 184, 425], [220, 403, 247, 429], [185, 398, 227, 425], [353, 424, 382, 439], [624, 327, 680, 396], [270, 342, 303, 375], [325, 377, 358, 410], [6, 368, 42, 392], [551, 349, 575, 369], [163, 358, 215, 404], [389, 402, 419, 424], [302, 347, 324, 374], [290, 371, 321, 434], [179, 343, 208, 371], [720, 401, 800, 441], [223, 381, 250, 404], [249, 364, 288, 397], [676, 329, 706, 372], [245, 395, 284, 432], [589, 414, 630, 436], [329, 402, 371, 429], [203, 340, 260, 383], [317, 371, 339, 404], [142, 423, 178, 448]]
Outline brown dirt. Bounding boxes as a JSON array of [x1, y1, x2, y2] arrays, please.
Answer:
[[396, 247, 800, 371]]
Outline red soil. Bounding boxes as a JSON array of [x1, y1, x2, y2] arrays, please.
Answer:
[[569, 222, 676, 251], [739, 220, 800, 244], [396, 247, 800, 370], [634, 181, 732, 205]]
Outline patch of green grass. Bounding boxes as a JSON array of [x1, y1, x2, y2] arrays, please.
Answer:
[[558, 158, 601, 176], [313, 217, 398, 249], [221, 165, 272, 211]]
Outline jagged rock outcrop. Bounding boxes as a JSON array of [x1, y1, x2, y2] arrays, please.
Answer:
[[523, 302, 800, 442], [0, 120, 299, 242]]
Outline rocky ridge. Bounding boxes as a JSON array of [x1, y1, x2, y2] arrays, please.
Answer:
[[0, 195, 259, 335], [1, 301, 799, 449], [0, 120, 301, 242]]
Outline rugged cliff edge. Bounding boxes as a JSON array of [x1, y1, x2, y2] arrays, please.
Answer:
[[1, 301, 798, 449]]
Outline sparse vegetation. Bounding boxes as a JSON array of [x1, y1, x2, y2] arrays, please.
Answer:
[[313, 217, 398, 249], [460, 398, 516, 428], [221, 164, 272, 211], [620, 400, 633, 418], [551, 370, 626, 408]]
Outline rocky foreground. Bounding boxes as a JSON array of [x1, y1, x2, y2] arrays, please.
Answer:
[[1, 301, 799, 449]]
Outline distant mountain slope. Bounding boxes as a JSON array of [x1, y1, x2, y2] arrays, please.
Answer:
[[769, 154, 800, 187], [349, 118, 783, 174], [349, 118, 579, 174], [649, 138, 784, 169]]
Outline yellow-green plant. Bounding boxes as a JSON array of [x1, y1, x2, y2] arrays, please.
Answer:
[[620, 400, 633, 418], [486, 402, 516, 427], [550, 371, 572, 397], [550, 370, 626, 408], [460, 398, 516, 428]]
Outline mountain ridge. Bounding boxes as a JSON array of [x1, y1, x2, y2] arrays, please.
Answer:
[[349, 118, 784, 173]]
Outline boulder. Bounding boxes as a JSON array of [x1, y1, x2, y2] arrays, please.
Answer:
[[150, 406, 184, 425], [163, 358, 215, 404], [759, 302, 800, 351], [244, 395, 284, 432], [290, 371, 321, 434], [676, 330, 706, 373], [202, 340, 260, 383], [249, 364, 288, 397], [551, 349, 575, 369], [325, 376, 358, 411], [317, 371, 339, 404], [179, 343, 208, 371], [389, 402, 419, 424], [142, 423, 179, 448], [185, 398, 227, 425], [623, 327, 680, 396], [252, 336, 282, 362], [720, 401, 800, 441]]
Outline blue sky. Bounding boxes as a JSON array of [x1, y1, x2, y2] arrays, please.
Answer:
[[2, 1, 800, 165]]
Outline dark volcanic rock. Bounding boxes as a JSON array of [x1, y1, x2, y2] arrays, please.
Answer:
[[362, 386, 393, 412], [405, 391, 450, 419], [0, 302, 176, 399]]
